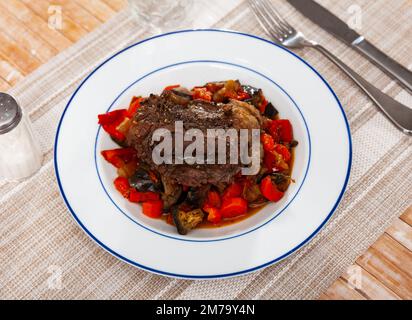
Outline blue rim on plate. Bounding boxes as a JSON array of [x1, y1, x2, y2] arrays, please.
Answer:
[[94, 60, 312, 243], [54, 29, 352, 279]]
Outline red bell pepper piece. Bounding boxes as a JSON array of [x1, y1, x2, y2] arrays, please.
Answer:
[[269, 119, 293, 143], [274, 144, 291, 162], [235, 88, 251, 101], [164, 84, 180, 91], [203, 205, 222, 224], [206, 190, 221, 208], [101, 148, 137, 168], [98, 109, 128, 142], [220, 197, 248, 218], [206, 82, 224, 93], [114, 177, 130, 198], [261, 133, 275, 152], [192, 87, 212, 101], [263, 149, 289, 172], [127, 96, 143, 117], [98, 109, 127, 125], [223, 183, 243, 199], [259, 97, 268, 113], [142, 200, 163, 218], [129, 190, 160, 203], [260, 176, 284, 202]]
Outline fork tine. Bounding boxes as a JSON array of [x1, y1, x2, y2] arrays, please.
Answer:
[[249, 0, 288, 41], [249, 0, 281, 40], [259, 0, 294, 35]]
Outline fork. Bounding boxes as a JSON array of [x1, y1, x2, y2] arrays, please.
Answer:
[[249, 0, 412, 134]]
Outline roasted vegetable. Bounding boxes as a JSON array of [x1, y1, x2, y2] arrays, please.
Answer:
[[185, 186, 210, 209], [260, 176, 284, 202], [165, 87, 192, 105], [101, 147, 136, 168], [263, 102, 279, 119], [98, 109, 128, 142], [203, 205, 222, 224], [242, 183, 261, 203], [128, 168, 162, 192], [192, 87, 213, 101], [129, 190, 160, 203], [172, 207, 204, 235], [161, 177, 183, 211], [269, 119, 293, 143], [270, 172, 292, 192], [114, 177, 130, 198], [142, 200, 163, 218], [244, 87, 265, 111], [127, 96, 143, 117], [242, 84, 260, 97], [220, 197, 248, 218]]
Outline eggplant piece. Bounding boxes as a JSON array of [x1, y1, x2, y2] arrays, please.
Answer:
[[270, 172, 292, 192], [161, 177, 183, 212], [242, 84, 260, 97], [162, 88, 191, 106], [172, 207, 204, 235], [263, 102, 279, 119], [128, 168, 162, 192], [244, 88, 265, 109], [289, 140, 299, 148], [185, 186, 210, 209], [171, 87, 193, 99], [242, 183, 262, 203]]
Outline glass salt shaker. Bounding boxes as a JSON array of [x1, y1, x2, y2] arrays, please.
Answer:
[[0, 93, 42, 181]]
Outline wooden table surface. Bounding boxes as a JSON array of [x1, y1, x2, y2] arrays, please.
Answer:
[[0, 0, 411, 300]]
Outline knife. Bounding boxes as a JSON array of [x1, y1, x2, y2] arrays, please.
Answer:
[[287, 0, 412, 92]]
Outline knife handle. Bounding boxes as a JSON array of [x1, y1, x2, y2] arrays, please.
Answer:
[[353, 39, 412, 93], [313, 44, 412, 134]]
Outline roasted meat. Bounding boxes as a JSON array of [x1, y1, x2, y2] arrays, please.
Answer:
[[126, 90, 263, 188]]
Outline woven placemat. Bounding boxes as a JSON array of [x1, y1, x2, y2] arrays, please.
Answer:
[[0, 0, 411, 299]]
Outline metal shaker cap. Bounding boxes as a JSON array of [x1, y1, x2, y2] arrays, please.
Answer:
[[0, 93, 22, 135]]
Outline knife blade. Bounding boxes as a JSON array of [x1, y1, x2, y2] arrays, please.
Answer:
[[287, 0, 412, 92]]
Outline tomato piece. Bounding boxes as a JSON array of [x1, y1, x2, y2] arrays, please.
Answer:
[[164, 84, 180, 91], [260, 176, 284, 202], [114, 177, 130, 198], [101, 148, 137, 168], [274, 144, 291, 162], [127, 96, 143, 117], [223, 183, 243, 199], [261, 133, 275, 152], [270, 119, 293, 143], [129, 190, 160, 203], [142, 200, 163, 218], [207, 190, 221, 208], [192, 87, 212, 101], [220, 197, 248, 218]]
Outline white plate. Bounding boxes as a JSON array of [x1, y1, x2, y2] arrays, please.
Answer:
[[54, 30, 351, 279]]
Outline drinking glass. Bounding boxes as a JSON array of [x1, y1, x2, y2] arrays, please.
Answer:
[[128, 0, 194, 33]]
